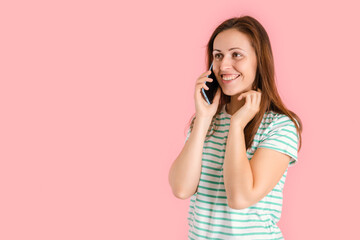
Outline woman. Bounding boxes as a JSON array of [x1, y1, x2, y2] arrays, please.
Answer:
[[168, 15, 303, 239]]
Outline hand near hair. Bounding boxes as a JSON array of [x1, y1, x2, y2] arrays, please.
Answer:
[[231, 88, 262, 129]]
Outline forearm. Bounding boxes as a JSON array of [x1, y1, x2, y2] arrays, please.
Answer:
[[223, 119, 253, 208], [169, 116, 212, 199]]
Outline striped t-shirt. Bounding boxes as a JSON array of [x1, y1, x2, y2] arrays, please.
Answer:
[[185, 104, 299, 240]]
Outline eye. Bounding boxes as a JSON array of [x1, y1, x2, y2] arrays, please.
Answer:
[[233, 52, 243, 57], [214, 53, 222, 59], [213, 52, 243, 59]]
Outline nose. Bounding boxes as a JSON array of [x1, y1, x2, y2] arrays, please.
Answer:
[[219, 56, 233, 72]]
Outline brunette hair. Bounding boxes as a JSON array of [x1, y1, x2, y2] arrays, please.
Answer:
[[185, 15, 303, 151]]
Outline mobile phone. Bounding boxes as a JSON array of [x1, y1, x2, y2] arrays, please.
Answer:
[[201, 62, 219, 104]]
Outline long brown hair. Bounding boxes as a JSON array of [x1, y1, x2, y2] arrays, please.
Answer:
[[185, 15, 303, 151]]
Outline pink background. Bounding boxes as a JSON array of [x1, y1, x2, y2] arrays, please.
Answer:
[[1, 0, 359, 239]]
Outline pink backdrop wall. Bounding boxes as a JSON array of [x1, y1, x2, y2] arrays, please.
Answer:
[[1, 0, 359, 239]]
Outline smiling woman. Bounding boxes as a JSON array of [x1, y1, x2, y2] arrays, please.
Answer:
[[211, 29, 258, 105], [168, 15, 303, 240]]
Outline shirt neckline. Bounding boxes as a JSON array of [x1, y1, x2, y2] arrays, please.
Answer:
[[222, 104, 232, 118]]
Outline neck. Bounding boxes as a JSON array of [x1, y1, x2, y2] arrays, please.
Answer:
[[226, 96, 246, 116]]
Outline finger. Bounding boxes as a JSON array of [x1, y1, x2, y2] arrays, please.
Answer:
[[198, 77, 213, 84], [196, 82, 207, 89], [254, 93, 258, 104], [197, 75, 210, 83], [200, 70, 212, 78], [249, 93, 255, 105], [254, 92, 260, 105], [251, 91, 259, 104], [239, 93, 248, 102], [257, 92, 262, 106], [196, 84, 204, 92], [252, 93, 257, 106], [245, 94, 252, 105], [197, 81, 208, 87], [238, 91, 250, 101], [199, 83, 209, 90]]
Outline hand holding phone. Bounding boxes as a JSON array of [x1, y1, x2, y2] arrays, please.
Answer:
[[201, 62, 219, 104], [194, 62, 221, 119]]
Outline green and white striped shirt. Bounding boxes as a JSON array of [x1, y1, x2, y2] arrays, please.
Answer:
[[186, 104, 299, 240]]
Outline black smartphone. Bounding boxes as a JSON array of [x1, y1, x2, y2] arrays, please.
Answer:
[[201, 62, 219, 104]]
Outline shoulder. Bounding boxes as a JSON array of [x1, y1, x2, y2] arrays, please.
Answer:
[[263, 111, 297, 126], [262, 111, 299, 138], [258, 111, 300, 166]]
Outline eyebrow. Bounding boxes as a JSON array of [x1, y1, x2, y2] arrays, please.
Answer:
[[213, 47, 246, 52]]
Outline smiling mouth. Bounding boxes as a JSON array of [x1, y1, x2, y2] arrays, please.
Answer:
[[221, 74, 241, 81]]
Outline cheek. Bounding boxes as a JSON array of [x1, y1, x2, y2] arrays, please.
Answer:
[[234, 62, 247, 73], [240, 63, 256, 77]]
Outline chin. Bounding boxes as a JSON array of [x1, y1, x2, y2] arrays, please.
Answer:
[[222, 87, 244, 96]]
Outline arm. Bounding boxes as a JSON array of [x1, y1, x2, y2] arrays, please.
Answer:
[[168, 116, 212, 199], [223, 119, 290, 209]]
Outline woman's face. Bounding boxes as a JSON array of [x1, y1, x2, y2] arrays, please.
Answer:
[[212, 28, 258, 97]]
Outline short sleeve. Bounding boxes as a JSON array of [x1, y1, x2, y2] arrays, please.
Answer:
[[257, 115, 300, 167]]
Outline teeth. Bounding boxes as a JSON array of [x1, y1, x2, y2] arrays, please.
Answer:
[[222, 74, 240, 80]]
